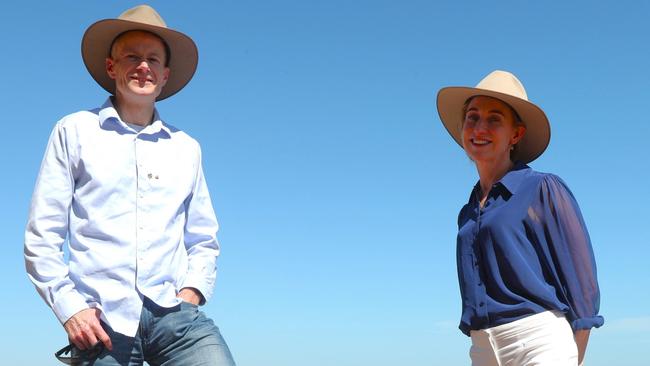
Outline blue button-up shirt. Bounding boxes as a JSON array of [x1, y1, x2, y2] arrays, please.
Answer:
[[25, 99, 220, 337], [456, 164, 604, 336]]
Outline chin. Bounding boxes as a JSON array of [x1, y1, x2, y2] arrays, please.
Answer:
[[464, 149, 485, 162], [131, 86, 155, 94], [129, 89, 159, 98]]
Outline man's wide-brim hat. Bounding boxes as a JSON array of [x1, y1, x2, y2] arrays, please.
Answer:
[[436, 70, 551, 164], [81, 4, 198, 101]]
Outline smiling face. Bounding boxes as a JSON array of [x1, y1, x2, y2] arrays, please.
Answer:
[[461, 96, 526, 165], [105, 31, 170, 103]]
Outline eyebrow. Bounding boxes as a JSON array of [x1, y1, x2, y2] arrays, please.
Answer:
[[120, 48, 163, 56], [465, 107, 506, 116], [488, 109, 505, 116]]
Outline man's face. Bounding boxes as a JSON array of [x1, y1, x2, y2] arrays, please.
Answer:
[[106, 31, 170, 102]]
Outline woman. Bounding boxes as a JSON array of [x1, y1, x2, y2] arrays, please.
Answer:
[[436, 70, 603, 365]]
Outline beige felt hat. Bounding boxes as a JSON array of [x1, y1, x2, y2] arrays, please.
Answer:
[[81, 4, 198, 101], [436, 70, 551, 164]]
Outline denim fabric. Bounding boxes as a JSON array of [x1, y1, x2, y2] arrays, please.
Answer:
[[79, 298, 235, 366]]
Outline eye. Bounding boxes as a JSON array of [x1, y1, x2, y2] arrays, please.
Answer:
[[464, 112, 479, 126], [147, 57, 161, 64], [126, 55, 141, 62], [487, 115, 503, 125]]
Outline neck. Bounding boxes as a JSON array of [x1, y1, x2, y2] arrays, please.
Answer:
[[112, 95, 156, 126], [475, 158, 515, 200]]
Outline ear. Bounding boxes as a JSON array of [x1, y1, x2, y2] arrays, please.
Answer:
[[161, 67, 170, 86], [106, 58, 116, 80], [511, 125, 526, 146]]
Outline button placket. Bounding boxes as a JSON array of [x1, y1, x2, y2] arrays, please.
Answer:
[[135, 137, 159, 280], [473, 200, 489, 320], [134, 137, 149, 276]]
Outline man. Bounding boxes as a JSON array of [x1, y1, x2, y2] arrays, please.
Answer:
[[24, 5, 236, 365]]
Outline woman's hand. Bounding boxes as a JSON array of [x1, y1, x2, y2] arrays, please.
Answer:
[[574, 329, 590, 365]]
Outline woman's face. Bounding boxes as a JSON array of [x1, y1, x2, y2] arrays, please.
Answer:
[[461, 96, 526, 165]]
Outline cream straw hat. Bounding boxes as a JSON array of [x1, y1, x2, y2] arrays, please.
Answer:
[[436, 70, 550, 163]]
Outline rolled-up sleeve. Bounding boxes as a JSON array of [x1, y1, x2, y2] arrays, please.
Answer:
[[180, 144, 220, 304], [24, 122, 89, 325], [539, 175, 604, 330]]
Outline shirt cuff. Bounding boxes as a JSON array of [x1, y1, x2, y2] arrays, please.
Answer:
[[571, 315, 605, 331], [52, 291, 91, 325], [180, 276, 215, 305]]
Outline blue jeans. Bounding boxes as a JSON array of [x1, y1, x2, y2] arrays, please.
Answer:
[[80, 298, 235, 366]]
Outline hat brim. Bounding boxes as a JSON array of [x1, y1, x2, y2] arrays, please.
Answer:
[[81, 18, 198, 101], [436, 86, 551, 164]]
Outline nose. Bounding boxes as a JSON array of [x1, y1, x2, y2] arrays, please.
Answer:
[[473, 118, 489, 133], [136, 60, 150, 71]]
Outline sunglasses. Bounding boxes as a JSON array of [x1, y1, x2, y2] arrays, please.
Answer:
[[55, 342, 105, 365]]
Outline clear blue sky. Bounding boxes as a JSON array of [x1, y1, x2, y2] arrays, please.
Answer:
[[1, 1, 648, 365]]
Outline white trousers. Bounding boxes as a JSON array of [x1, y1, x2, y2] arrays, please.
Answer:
[[469, 311, 580, 366]]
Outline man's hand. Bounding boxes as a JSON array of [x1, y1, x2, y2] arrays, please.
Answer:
[[177, 287, 204, 305], [63, 308, 112, 351]]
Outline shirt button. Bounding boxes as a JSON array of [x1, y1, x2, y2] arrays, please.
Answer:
[[478, 282, 483, 286], [479, 302, 485, 307]]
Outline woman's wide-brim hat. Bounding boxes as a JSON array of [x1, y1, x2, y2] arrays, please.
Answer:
[[81, 5, 198, 101], [436, 70, 551, 164]]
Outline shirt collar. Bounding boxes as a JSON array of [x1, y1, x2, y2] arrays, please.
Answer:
[[498, 163, 531, 195], [98, 98, 171, 137], [470, 163, 531, 199]]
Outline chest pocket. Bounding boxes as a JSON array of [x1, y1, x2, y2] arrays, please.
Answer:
[[139, 140, 197, 206]]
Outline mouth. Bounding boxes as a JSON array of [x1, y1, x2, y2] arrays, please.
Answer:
[[470, 138, 491, 146], [130, 75, 154, 83]]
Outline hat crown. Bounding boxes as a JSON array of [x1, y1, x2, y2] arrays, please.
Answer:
[[475, 70, 528, 101], [118, 5, 167, 28]]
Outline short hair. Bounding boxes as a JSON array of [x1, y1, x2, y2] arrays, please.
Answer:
[[109, 30, 171, 67]]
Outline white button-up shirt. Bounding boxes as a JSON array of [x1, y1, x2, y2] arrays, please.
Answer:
[[24, 99, 220, 337]]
